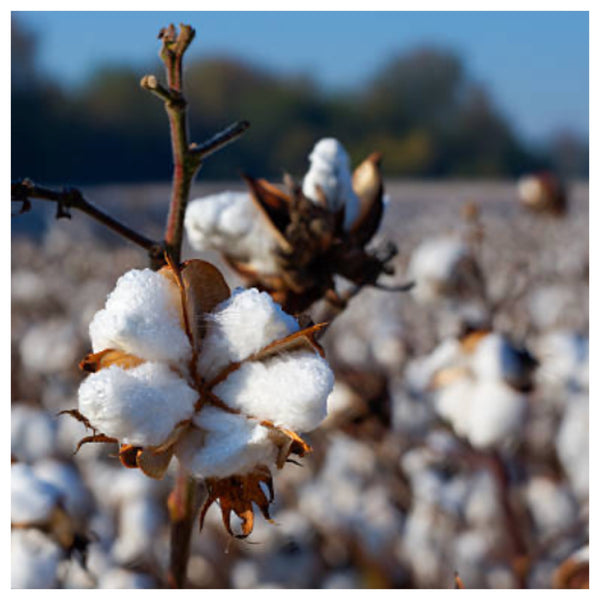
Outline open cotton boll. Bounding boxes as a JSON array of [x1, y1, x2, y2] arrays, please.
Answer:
[[185, 192, 279, 274], [32, 460, 90, 520], [470, 333, 530, 385], [78, 362, 197, 447], [556, 395, 588, 500], [11, 529, 62, 589], [98, 568, 155, 589], [198, 287, 299, 380], [11, 463, 62, 524], [302, 138, 360, 230], [89, 268, 191, 365], [11, 405, 58, 463], [177, 407, 276, 478], [434, 377, 473, 439], [408, 236, 469, 304], [525, 477, 578, 536], [214, 351, 334, 432], [465, 380, 526, 449]]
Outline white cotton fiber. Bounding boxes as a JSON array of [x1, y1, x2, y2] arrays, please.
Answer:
[[11, 405, 57, 463], [11, 529, 62, 589], [465, 380, 526, 449], [78, 362, 197, 447], [302, 138, 360, 230], [32, 460, 90, 520], [525, 477, 577, 536], [11, 463, 61, 525], [89, 268, 191, 364], [408, 236, 469, 304], [176, 407, 276, 478], [214, 350, 333, 432], [185, 192, 279, 273], [434, 377, 473, 439], [198, 287, 299, 379], [470, 333, 524, 383]]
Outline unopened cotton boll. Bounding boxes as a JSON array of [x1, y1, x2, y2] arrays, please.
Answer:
[[89, 268, 191, 365], [197, 287, 299, 379], [185, 191, 279, 273], [214, 351, 333, 432], [302, 138, 360, 230], [11, 529, 63, 589], [78, 362, 197, 447], [176, 408, 276, 478]]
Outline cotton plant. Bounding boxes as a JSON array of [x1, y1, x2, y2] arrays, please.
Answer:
[[63, 258, 334, 538], [185, 137, 406, 314]]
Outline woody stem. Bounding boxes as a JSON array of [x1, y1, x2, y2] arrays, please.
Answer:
[[167, 468, 202, 588]]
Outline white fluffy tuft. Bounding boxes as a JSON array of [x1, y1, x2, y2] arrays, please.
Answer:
[[214, 350, 334, 432], [302, 138, 360, 230], [198, 287, 299, 379], [176, 407, 276, 478], [78, 362, 197, 447], [89, 268, 191, 364], [185, 192, 279, 273], [11, 529, 62, 589], [11, 463, 62, 525]]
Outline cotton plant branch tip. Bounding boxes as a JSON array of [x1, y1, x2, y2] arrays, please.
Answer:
[[191, 120, 251, 161]]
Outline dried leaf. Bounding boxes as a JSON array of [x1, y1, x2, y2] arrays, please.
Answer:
[[243, 175, 294, 253], [79, 348, 145, 373], [350, 152, 384, 245], [74, 433, 118, 454], [136, 446, 174, 480], [199, 466, 274, 538], [160, 259, 231, 351]]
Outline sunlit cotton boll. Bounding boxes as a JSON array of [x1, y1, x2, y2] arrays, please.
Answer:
[[302, 138, 360, 230], [11, 463, 62, 525], [89, 268, 191, 365], [78, 361, 197, 447], [185, 191, 279, 274], [197, 287, 299, 380]]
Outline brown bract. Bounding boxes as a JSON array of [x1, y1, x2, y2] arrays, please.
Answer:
[[64, 258, 326, 537], [227, 153, 396, 313]]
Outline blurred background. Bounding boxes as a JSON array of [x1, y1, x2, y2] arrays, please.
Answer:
[[12, 11, 588, 184], [11, 11, 589, 590]]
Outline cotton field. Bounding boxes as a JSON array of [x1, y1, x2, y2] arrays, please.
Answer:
[[11, 179, 588, 589]]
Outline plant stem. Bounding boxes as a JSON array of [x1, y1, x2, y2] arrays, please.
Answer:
[[143, 23, 250, 587], [11, 180, 164, 266], [166, 467, 203, 588]]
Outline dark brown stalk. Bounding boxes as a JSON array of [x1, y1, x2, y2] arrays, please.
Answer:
[[11, 180, 164, 266]]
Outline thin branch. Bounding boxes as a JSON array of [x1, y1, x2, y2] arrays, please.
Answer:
[[189, 120, 250, 161], [11, 180, 164, 265]]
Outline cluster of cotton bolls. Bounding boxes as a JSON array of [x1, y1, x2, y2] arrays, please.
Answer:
[[12, 171, 587, 588]]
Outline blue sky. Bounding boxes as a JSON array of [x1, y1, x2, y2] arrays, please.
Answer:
[[13, 11, 589, 143]]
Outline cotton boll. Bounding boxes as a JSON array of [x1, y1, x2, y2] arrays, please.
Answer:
[[97, 568, 156, 589], [407, 236, 469, 304], [19, 318, 80, 375], [177, 408, 276, 478], [11, 404, 58, 462], [464, 470, 503, 527], [453, 529, 491, 588], [214, 350, 333, 432], [32, 460, 91, 521], [112, 497, 164, 565], [302, 138, 360, 230], [556, 395, 589, 500], [11, 529, 63, 589], [434, 377, 474, 439], [525, 477, 578, 536], [231, 559, 260, 589], [89, 268, 191, 365], [198, 287, 299, 379], [465, 380, 526, 449], [405, 337, 462, 394], [185, 192, 279, 274], [11, 463, 62, 525], [78, 362, 197, 447]]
